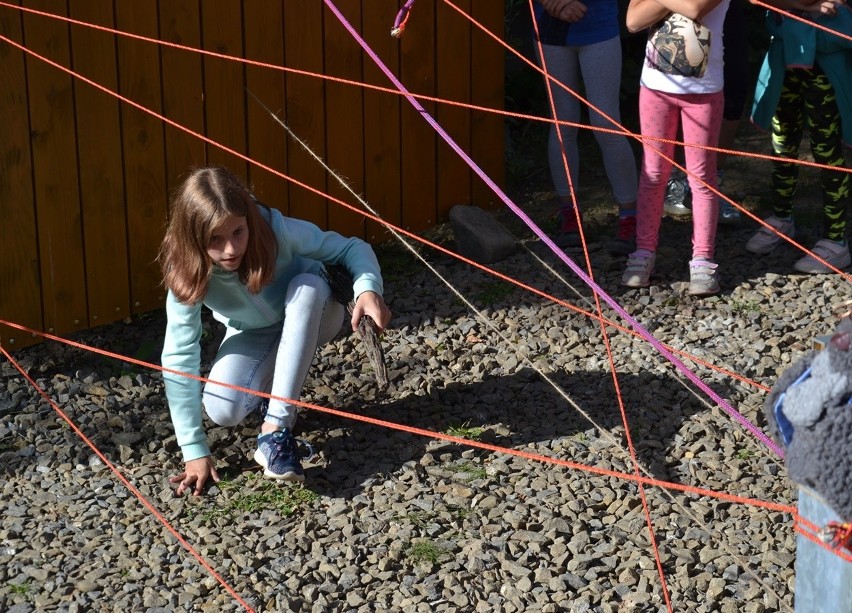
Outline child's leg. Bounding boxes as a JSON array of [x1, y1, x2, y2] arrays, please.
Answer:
[[540, 43, 582, 202], [681, 91, 724, 260], [579, 36, 638, 208], [636, 86, 680, 252], [802, 68, 849, 242], [203, 324, 282, 427], [770, 70, 806, 219], [264, 273, 345, 431]]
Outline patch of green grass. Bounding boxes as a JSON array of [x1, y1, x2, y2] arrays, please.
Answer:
[[397, 505, 472, 529], [730, 299, 760, 314], [406, 540, 454, 566], [444, 461, 487, 482], [663, 296, 681, 307], [197, 474, 318, 520], [8, 581, 31, 595], [474, 282, 514, 306], [735, 448, 756, 460], [445, 421, 485, 441]]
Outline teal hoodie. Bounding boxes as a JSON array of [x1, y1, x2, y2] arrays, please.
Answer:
[[751, 8, 852, 146], [161, 206, 383, 462]]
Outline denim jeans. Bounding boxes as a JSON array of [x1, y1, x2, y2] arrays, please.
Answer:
[[202, 273, 345, 430], [795, 486, 852, 613]]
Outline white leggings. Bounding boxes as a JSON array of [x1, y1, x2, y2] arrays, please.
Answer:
[[539, 36, 637, 205], [202, 273, 345, 430]]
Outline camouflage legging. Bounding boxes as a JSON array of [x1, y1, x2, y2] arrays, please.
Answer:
[[771, 65, 849, 242]]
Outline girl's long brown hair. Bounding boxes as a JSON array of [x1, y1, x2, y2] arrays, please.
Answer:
[[159, 166, 277, 304]]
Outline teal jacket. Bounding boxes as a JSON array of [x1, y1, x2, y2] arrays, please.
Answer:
[[751, 8, 852, 145], [162, 206, 383, 462]]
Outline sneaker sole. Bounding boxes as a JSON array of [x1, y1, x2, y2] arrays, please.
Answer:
[[253, 449, 305, 482], [792, 257, 852, 274], [688, 284, 720, 297]]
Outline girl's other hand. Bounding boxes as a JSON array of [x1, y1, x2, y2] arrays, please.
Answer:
[[351, 291, 392, 332], [541, 0, 588, 22], [170, 456, 220, 496]]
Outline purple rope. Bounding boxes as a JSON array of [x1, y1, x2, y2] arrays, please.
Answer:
[[391, 0, 417, 37], [322, 0, 783, 458]]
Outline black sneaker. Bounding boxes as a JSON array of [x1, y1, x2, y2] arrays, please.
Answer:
[[254, 429, 313, 482]]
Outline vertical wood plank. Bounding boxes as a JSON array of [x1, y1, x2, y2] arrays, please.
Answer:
[[399, 0, 437, 234], [470, 1, 505, 210], [360, 1, 401, 243], [436, 0, 472, 222], [323, 0, 366, 239], [243, 0, 289, 212], [0, 0, 41, 349], [115, 0, 169, 314], [23, 0, 88, 336], [201, 0, 247, 177], [159, 0, 205, 193], [283, 0, 327, 228], [69, 0, 131, 329]]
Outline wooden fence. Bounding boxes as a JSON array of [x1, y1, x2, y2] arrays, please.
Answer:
[[0, 0, 505, 351]]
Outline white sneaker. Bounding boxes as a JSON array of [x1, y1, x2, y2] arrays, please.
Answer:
[[621, 249, 655, 288], [688, 259, 720, 296], [792, 239, 852, 274], [745, 216, 795, 254]]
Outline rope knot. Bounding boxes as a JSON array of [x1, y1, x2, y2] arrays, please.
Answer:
[[819, 522, 852, 550]]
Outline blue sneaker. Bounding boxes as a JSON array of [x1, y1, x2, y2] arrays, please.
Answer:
[[254, 429, 312, 482]]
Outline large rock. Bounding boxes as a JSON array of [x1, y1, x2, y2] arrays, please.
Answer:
[[448, 205, 517, 264]]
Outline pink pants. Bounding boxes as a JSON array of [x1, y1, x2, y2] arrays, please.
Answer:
[[636, 86, 724, 260]]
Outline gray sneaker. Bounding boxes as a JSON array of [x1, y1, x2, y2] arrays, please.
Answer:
[[792, 239, 852, 274], [745, 216, 795, 254], [688, 259, 720, 296], [621, 249, 655, 288]]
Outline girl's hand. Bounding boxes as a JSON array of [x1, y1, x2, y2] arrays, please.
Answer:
[[806, 0, 843, 15], [170, 456, 220, 496], [351, 291, 392, 332], [541, 0, 588, 22]]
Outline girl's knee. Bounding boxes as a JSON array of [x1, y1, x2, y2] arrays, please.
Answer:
[[286, 273, 331, 305], [202, 392, 249, 427]]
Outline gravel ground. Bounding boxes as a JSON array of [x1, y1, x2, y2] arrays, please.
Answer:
[[2, 154, 852, 612]]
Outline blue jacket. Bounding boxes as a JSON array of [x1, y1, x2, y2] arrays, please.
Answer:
[[751, 8, 852, 145], [162, 207, 383, 461]]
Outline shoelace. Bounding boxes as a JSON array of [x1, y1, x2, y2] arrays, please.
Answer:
[[265, 432, 315, 463]]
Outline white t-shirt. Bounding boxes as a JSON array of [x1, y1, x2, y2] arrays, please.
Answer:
[[639, 0, 730, 95]]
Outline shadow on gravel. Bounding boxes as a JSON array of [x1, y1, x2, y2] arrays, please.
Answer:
[[298, 365, 734, 500]]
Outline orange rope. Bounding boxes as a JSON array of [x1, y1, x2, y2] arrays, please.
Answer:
[[529, 2, 673, 607], [795, 520, 852, 563], [443, 0, 852, 281], [0, 318, 796, 516], [0, 0, 847, 176], [0, 29, 774, 399], [0, 344, 257, 613], [0, 2, 831, 605], [752, 0, 852, 43]]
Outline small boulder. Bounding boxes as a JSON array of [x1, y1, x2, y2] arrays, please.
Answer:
[[448, 205, 516, 264]]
